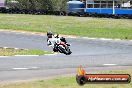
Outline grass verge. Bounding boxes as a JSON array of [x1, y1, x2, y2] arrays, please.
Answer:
[[0, 69, 132, 88], [0, 14, 132, 39], [0, 48, 51, 56]]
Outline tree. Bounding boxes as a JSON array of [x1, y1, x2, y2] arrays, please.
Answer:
[[6, 0, 68, 12], [50, 0, 68, 11]]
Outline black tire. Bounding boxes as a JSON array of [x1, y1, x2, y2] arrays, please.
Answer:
[[66, 47, 72, 55], [76, 75, 86, 85]]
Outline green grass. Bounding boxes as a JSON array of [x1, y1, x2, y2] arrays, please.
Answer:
[[0, 48, 51, 56], [0, 14, 132, 39], [0, 69, 132, 88]]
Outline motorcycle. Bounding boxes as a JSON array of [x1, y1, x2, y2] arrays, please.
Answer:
[[54, 34, 72, 55], [55, 41, 72, 55], [47, 34, 72, 55]]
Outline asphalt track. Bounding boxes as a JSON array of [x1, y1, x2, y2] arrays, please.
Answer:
[[0, 31, 132, 82]]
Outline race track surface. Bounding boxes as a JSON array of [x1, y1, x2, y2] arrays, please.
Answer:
[[0, 31, 132, 82]]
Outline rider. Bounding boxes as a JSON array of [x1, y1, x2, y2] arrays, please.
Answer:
[[47, 32, 69, 52]]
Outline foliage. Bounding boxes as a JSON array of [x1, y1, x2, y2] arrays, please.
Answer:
[[6, 0, 68, 11]]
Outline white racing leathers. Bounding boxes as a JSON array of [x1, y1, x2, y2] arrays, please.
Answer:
[[47, 37, 61, 48]]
